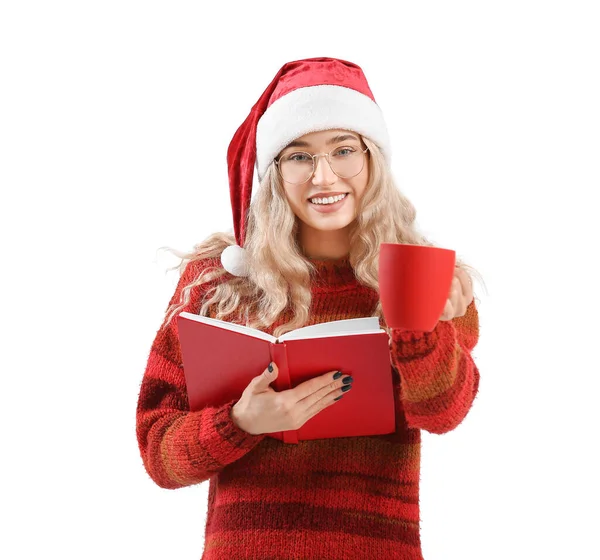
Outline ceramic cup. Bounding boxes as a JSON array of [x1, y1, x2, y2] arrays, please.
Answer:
[[378, 243, 456, 331]]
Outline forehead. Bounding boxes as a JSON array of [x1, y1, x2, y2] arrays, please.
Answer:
[[283, 129, 362, 150]]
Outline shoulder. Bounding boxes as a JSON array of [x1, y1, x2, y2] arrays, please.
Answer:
[[167, 255, 224, 307], [175, 255, 232, 295], [180, 255, 223, 281]]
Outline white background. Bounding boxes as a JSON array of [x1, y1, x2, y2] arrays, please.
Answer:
[[2, 1, 599, 559]]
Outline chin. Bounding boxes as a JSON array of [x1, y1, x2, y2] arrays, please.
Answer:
[[307, 216, 353, 231]]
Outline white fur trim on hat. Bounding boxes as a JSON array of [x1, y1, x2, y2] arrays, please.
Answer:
[[221, 244, 249, 277], [255, 85, 391, 180]]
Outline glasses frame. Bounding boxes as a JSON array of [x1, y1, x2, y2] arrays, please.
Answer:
[[274, 146, 369, 185]]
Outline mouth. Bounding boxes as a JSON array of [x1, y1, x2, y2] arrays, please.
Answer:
[[308, 192, 350, 213], [307, 193, 349, 205]]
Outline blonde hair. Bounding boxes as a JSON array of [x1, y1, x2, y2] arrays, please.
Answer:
[[159, 137, 485, 338]]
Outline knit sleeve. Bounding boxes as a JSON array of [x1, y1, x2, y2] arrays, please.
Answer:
[[388, 299, 480, 435], [136, 257, 267, 490]]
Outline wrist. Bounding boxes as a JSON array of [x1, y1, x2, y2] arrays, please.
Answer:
[[390, 325, 440, 360], [231, 401, 252, 434], [231, 402, 242, 428]]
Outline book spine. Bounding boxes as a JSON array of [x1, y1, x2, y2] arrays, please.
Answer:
[[269, 342, 299, 445]]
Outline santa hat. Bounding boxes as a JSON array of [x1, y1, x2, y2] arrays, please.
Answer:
[[221, 57, 391, 277]]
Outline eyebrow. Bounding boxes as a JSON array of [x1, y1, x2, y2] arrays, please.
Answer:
[[284, 133, 361, 150]]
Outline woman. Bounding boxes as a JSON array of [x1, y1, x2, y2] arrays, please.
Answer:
[[136, 57, 482, 560]]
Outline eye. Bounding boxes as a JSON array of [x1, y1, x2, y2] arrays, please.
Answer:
[[283, 152, 311, 162], [332, 147, 356, 157]]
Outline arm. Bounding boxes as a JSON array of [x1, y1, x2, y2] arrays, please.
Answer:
[[136, 257, 267, 489], [389, 299, 480, 434]]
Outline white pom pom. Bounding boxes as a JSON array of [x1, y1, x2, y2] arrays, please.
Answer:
[[221, 244, 249, 277]]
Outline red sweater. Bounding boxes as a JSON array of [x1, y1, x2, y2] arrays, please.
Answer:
[[136, 255, 480, 560]]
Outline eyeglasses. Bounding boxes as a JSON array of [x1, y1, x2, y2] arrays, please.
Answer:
[[275, 146, 369, 184]]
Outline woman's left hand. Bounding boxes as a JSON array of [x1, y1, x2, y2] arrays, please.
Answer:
[[439, 268, 474, 321]]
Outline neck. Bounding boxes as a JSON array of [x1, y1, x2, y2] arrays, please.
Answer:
[[299, 223, 351, 260]]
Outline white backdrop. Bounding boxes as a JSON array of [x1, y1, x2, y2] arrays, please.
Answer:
[[2, 1, 599, 559]]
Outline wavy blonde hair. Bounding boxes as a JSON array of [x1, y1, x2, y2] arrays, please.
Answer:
[[159, 136, 485, 338]]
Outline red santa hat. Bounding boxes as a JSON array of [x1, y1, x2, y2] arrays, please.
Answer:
[[221, 57, 391, 277]]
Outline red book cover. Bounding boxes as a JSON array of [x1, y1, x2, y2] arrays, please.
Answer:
[[177, 313, 396, 444]]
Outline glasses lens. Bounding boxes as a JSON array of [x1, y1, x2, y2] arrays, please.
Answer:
[[278, 147, 367, 183], [279, 152, 314, 184], [329, 147, 366, 178]]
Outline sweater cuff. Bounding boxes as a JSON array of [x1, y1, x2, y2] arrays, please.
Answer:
[[213, 399, 268, 450], [390, 324, 440, 360]]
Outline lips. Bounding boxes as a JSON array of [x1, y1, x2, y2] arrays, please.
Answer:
[[307, 192, 349, 201], [308, 192, 350, 213]]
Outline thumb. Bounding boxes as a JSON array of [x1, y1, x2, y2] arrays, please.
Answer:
[[253, 361, 278, 391]]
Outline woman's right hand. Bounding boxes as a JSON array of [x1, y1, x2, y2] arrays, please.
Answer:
[[231, 362, 353, 435]]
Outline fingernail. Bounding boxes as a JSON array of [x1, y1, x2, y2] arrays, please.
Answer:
[[268, 363, 273, 372], [341, 384, 352, 392], [334, 395, 344, 401], [333, 371, 342, 380], [342, 376, 353, 384]]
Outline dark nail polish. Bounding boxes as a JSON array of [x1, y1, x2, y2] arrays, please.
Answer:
[[333, 371, 342, 380], [342, 376, 353, 384], [341, 384, 352, 392], [268, 363, 273, 372], [334, 395, 344, 401]]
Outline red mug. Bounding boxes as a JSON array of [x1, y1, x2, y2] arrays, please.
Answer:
[[378, 243, 456, 331]]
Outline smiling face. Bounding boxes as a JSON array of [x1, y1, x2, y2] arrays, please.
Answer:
[[276, 129, 370, 238]]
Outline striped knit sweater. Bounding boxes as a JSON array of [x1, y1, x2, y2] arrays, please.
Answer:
[[136, 254, 480, 560]]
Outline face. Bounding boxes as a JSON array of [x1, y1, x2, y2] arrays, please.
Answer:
[[276, 129, 370, 234]]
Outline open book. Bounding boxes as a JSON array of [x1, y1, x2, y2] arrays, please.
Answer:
[[177, 312, 396, 444]]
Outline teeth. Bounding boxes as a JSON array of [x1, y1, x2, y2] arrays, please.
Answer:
[[309, 193, 348, 205]]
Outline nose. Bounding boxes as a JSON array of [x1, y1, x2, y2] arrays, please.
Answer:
[[311, 154, 337, 186]]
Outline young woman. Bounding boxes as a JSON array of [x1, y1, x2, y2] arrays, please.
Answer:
[[136, 57, 482, 560]]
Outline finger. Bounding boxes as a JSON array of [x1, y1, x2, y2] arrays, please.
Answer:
[[456, 269, 474, 312], [252, 361, 279, 391], [455, 268, 474, 301], [295, 370, 351, 416], [301, 384, 349, 426], [440, 298, 453, 321], [289, 370, 341, 402]]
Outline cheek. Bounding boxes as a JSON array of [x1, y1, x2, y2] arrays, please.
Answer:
[[354, 186, 367, 202], [351, 178, 369, 204], [353, 166, 369, 198], [283, 188, 305, 215], [282, 187, 295, 205]]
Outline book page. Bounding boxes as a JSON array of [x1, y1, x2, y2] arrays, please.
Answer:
[[278, 317, 383, 342], [179, 312, 277, 343]]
